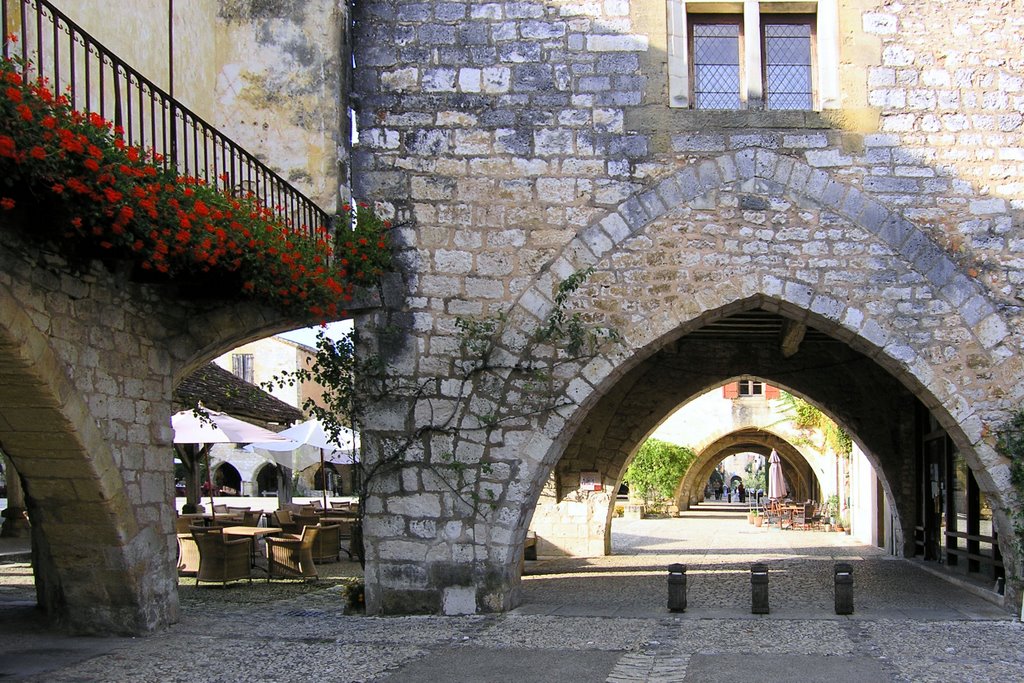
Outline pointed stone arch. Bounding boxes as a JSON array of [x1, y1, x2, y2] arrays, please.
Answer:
[[678, 428, 819, 509], [422, 148, 1024, 610]]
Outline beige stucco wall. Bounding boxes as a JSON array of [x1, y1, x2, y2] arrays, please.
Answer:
[[51, 0, 344, 209]]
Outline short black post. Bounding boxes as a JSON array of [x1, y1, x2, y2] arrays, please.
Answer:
[[751, 562, 769, 614], [667, 563, 687, 612], [834, 562, 854, 615]]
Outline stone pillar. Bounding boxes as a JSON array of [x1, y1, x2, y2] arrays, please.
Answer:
[[1, 453, 29, 537]]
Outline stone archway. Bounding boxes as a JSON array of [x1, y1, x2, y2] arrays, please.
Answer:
[[679, 428, 820, 510], [214, 462, 242, 496], [0, 225, 366, 633], [362, 150, 1024, 616]]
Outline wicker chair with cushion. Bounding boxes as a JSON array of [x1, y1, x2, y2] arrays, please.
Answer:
[[266, 526, 320, 580], [192, 528, 252, 585], [311, 524, 341, 563]]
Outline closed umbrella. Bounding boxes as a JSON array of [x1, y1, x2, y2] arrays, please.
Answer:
[[767, 449, 788, 501]]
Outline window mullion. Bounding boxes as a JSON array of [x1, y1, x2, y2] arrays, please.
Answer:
[[744, 0, 762, 109]]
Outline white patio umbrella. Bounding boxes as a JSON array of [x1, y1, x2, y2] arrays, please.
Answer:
[[172, 409, 289, 517], [767, 449, 788, 501], [248, 418, 360, 509], [172, 409, 290, 445]]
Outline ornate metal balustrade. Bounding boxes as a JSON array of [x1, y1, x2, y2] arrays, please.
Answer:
[[1, 0, 330, 237]]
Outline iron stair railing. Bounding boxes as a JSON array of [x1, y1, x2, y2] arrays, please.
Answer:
[[2, 0, 330, 237]]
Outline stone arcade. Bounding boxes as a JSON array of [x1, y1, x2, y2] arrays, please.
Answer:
[[1, 0, 1023, 632]]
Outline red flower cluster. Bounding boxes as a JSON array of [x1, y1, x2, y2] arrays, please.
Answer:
[[0, 52, 391, 320]]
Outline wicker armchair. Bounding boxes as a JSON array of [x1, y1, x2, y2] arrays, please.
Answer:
[[240, 509, 263, 527], [266, 526, 320, 580], [311, 524, 341, 563], [192, 528, 252, 585], [176, 533, 201, 575], [294, 513, 321, 530], [271, 509, 300, 534]]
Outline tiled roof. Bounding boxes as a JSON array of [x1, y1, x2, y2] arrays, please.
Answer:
[[173, 363, 303, 427]]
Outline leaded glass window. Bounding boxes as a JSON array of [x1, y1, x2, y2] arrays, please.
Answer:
[[692, 20, 741, 110], [763, 20, 813, 110]]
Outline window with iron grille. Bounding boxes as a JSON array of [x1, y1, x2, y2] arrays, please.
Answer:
[[762, 17, 814, 110], [231, 353, 255, 384], [689, 13, 814, 110], [668, 1, 838, 111]]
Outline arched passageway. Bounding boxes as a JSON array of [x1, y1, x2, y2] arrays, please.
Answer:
[[360, 150, 1023, 617], [679, 426, 822, 510], [254, 463, 280, 498], [0, 226, 366, 633], [213, 463, 242, 496]]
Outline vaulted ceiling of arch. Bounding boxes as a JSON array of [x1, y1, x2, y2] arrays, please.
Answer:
[[555, 308, 920, 515]]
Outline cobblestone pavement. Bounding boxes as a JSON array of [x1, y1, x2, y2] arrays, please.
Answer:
[[0, 507, 1020, 682]]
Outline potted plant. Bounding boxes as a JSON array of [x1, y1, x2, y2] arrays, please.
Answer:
[[341, 577, 365, 612], [825, 495, 840, 530], [753, 509, 763, 527]]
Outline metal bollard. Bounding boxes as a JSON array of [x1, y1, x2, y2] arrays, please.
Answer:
[[751, 562, 769, 614], [667, 563, 687, 612], [834, 562, 854, 615]]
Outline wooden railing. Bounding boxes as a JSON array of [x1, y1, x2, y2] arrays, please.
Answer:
[[2, 0, 330, 237]]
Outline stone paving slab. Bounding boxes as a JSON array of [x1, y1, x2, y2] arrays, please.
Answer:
[[683, 653, 891, 683], [380, 646, 623, 683]]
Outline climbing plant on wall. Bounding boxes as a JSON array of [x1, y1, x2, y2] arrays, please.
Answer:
[[265, 268, 621, 563], [775, 391, 853, 457]]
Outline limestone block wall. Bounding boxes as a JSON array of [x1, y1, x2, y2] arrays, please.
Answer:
[[0, 212, 324, 632], [353, 0, 1024, 615]]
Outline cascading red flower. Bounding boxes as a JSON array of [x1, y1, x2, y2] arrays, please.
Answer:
[[0, 52, 391, 319]]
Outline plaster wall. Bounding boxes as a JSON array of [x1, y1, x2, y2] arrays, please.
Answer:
[[52, 0, 346, 208]]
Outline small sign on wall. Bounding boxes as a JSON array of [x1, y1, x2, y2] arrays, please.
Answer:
[[580, 471, 602, 491]]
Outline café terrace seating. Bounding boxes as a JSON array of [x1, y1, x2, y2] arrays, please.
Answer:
[[266, 525, 320, 580], [192, 528, 252, 586]]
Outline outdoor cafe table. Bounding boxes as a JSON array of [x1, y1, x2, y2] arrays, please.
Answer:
[[221, 526, 283, 567], [319, 516, 360, 528], [778, 504, 806, 529]]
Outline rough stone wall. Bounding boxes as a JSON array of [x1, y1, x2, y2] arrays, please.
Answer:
[[353, 0, 1024, 615], [0, 214, 330, 632]]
